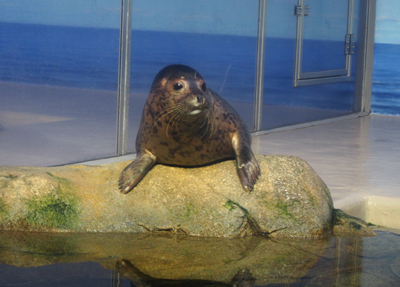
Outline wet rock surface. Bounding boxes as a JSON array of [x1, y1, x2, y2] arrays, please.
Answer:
[[333, 209, 376, 236], [0, 231, 329, 285], [2, 155, 335, 237]]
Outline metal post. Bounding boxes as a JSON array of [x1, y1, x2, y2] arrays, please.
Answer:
[[294, 0, 304, 87], [253, 0, 267, 132], [117, 0, 133, 155], [354, 0, 376, 115]]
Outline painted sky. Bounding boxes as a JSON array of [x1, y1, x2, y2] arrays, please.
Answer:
[[0, 0, 121, 29], [131, 0, 258, 36], [375, 0, 400, 44], [0, 0, 259, 36], [0, 0, 398, 43]]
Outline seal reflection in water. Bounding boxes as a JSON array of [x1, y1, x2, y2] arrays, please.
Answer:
[[116, 259, 256, 287], [119, 64, 260, 194]]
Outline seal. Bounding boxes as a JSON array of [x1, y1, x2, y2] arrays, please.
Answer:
[[119, 64, 260, 194]]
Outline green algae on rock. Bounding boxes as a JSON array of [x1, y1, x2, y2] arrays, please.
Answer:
[[0, 198, 9, 220], [25, 193, 79, 229]]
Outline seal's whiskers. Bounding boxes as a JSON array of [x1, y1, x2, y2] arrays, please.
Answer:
[[165, 105, 186, 138], [152, 105, 181, 129]]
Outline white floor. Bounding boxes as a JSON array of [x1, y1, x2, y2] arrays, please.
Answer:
[[252, 114, 400, 229]]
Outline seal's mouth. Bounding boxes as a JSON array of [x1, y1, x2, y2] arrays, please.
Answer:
[[188, 109, 202, 115]]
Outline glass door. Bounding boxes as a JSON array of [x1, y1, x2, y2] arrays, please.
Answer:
[[294, 0, 355, 86]]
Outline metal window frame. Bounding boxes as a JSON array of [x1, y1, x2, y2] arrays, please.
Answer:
[[116, 0, 132, 156], [354, 0, 376, 114], [252, 0, 376, 136], [254, 0, 267, 132], [293, 0, 355, 87]]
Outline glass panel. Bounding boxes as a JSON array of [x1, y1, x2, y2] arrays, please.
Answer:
[[302, 0, 349, 73], [262, 0, 359, 131], [128, 0, 259, 152], [0, 0, 120, 166]]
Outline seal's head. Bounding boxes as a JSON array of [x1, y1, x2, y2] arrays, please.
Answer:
[[150, 64, 210, 117]]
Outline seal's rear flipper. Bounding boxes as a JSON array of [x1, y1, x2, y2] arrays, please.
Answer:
[[119, 150, 156, 194]]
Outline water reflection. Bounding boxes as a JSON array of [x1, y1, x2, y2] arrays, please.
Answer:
[[117, 259, 255, 286], [0, 229, 399, 286]]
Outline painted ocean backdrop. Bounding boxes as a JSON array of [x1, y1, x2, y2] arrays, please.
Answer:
[[0, 22, 120, 91], [372, 43, 400, 116], [0, 21, 398, 116]]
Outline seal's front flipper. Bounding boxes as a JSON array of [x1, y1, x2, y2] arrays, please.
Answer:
[[232, 134, 261, 192], [119, 150, 156, 194], [236, 152, 260, 192]]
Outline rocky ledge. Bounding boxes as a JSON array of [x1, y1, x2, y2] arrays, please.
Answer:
[[0, 155, 373, 237]]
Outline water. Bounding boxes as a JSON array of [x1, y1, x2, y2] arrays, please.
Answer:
[[372, 43, 400, 116], [0, 228, 399, 286], [0, 22, 120, 91], [1, 22, 399, 114], [0, 22, 359, 108]]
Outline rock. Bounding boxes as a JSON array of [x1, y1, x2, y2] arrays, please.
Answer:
[[0, 155, 334, 237], [333, 209, 376, 236]]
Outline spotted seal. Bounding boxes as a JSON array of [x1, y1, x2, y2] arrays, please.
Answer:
[[119, 64, 260, 194]]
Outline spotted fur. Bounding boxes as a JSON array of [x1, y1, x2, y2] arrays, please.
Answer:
[[119, 64, 260, 194]]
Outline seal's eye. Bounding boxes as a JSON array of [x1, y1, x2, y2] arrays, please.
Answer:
[[201, 82, 207, 92], [173, 83, 183, 91]]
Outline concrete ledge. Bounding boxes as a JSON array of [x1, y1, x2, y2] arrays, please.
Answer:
[[336, 194, 400, 229]]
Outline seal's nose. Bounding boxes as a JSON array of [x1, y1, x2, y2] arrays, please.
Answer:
[[188, 93, 208, 115], [196, 95, 205, 104], [200, 82, 207, 92]]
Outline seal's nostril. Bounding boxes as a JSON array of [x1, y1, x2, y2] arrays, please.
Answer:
[[197, 96, 202, 103]]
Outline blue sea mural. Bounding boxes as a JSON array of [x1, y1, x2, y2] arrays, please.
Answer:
[[372, 0, 400, 116], [1, 0, 397, 116]]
